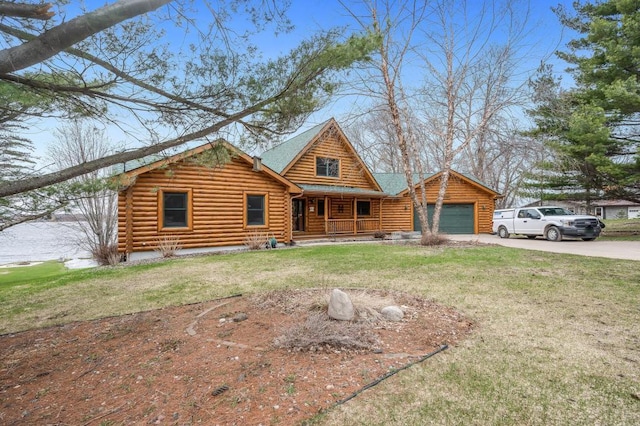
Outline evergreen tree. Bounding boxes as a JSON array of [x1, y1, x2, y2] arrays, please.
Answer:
[[527, 0, 640, 203]]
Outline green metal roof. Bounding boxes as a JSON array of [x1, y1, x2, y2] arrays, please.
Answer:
[[300, 184, 389, 197], [111, 155, 163, 175], [373, 172, 497, 196], [373, 173, 424, 195], [260, 120, 332, 173]]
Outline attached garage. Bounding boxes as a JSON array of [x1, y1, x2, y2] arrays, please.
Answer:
[[375, 170, 501, 234], [413, 204, 475, 234]]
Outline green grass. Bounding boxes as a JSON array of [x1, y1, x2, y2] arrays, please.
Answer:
[[0, 261, 68, 287], [600, 218, 640, 240], [1, 242, 639, 425]]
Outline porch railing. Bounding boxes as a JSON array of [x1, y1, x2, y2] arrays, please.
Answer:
[[326, 219, 354, 234], [357, 218, 379, 232], [326, 218, 380, 234]]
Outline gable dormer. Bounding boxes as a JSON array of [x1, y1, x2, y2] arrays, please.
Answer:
[[261, 118, 382, 192]]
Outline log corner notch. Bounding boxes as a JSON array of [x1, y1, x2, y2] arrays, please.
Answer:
[[0, 2, 55, 20]]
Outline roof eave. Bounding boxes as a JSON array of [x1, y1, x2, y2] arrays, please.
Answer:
[[115, 140, 302, 193], [396, 170, 500, 197]]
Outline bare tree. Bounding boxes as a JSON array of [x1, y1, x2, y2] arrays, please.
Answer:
[[414, 0, 530, 230], [346, 110, 404, 173], [360, 1, 435, 243], [48, 121, 119, 265], [458, 118, 540, 208], [345, 0, 532, 238]]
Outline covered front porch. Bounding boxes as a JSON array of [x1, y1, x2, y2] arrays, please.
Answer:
[[291, 186, 393, 238]]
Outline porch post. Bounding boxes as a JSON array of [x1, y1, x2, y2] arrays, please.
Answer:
[[379, 198, 383, 231], [324, 195, 329, 234], [285, 189, 292, 243], [353, 197, 358, 235], [125, 186, 134, 256]]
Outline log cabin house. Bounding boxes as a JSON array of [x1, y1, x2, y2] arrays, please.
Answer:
[[116, 119, 500, 260]]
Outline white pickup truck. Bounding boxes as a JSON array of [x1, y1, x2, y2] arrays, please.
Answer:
[[492, 206, 603, 241]]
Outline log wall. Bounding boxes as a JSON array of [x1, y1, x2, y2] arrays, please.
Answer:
[[283, 133, 377, 190], [380, 197, 413, 232], [118, 157, 291, 254]]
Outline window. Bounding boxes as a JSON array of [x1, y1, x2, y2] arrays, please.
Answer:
[[159, 189, 192, 230], [316, 156, 339, 177], [317, 199, 325, 216], [357, 200, 371, 216], [245, 193, 267, 227]]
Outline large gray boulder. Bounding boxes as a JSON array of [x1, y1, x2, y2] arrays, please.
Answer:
[[328, 289, 354, 321], [381, 305, 404, 321]]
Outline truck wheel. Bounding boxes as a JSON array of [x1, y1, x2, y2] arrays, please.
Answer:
[[497, 226, 510, 239], [545, 226, 562, 242]]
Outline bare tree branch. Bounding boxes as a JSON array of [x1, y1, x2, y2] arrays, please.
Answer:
[[0, 201, 67, 232], [0, 0, 173, 74], [0, 22, 231, 118], [0, 1, 54, 20], [0, 73, 311, 197]]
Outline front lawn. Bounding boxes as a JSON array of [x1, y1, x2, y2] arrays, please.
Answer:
[[0, 243, 638, 425]]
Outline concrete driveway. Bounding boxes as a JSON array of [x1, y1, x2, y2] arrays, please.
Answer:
[[449, 234, 640, 261]]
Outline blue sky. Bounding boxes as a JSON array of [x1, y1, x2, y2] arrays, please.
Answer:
[[25, 0, 580, 162]]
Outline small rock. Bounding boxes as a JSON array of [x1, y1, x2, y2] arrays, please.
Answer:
[[381, 306, 404, 321], [233, 312, 248, 322], [328, 289, 354, 321]]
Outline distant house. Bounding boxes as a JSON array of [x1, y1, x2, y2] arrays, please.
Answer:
[[116, 119, 500, 260], [523, 200, 589, 214], [593, 200, 640, 219], [524, 199, 640, 219]]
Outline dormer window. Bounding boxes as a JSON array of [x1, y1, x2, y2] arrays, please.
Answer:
[[316, 156, 339, 178]]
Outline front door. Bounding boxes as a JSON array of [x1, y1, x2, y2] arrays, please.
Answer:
[[292, 199, 306, 232]]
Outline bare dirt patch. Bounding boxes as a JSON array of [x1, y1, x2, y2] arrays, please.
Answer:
[[0, 289, 473, 425]]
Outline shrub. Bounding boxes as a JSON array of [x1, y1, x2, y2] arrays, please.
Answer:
[[155, 235, 181, 257], [92, 244, 120, 266], [244, 231, 266, 250], [421, 233, 450, 246], [273, 312, 380, 352]]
